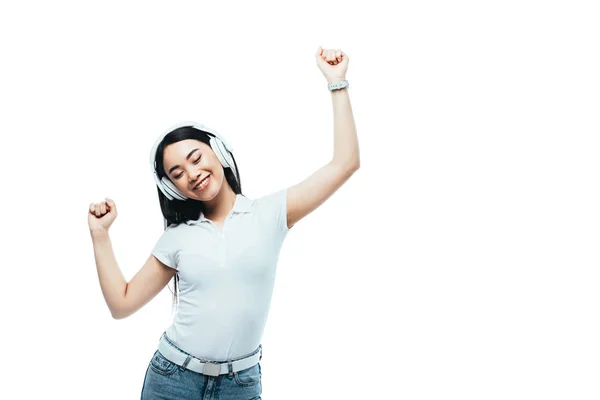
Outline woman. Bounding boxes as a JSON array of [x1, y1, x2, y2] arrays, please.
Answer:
[[88, 46, 360, 400]]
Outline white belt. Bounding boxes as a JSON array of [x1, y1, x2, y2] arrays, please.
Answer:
[[157, 333, 262, 377]]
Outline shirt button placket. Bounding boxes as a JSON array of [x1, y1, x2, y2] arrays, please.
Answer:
[[219, 223, 226, 268], [219, 232, 224, 266]]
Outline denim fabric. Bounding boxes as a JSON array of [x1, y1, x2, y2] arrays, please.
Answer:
[[141, 347, 262, 399]]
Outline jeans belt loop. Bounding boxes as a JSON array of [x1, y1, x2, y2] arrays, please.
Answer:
[[227, 361, 234, 378], [181, 355, 192, 370]]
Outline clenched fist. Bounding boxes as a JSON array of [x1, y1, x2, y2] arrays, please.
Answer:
[[88, 197, 118, 233], [315, 46, 349, 84]]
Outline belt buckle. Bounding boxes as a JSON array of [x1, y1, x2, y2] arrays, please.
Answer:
[[202, 362, 222, 377]]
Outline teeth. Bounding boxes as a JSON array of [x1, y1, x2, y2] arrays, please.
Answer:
[[196, 176, 209, 189]]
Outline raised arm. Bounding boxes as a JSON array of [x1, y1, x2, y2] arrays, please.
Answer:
[[90, 229, 176, 319], [89, 198, 175, 319], [285, 47, 360, 229]]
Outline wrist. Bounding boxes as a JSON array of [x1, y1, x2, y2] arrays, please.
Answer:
[[90, 228, 109, 239]]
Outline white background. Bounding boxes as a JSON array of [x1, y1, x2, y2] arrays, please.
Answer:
[[1, 1, 599, 399]]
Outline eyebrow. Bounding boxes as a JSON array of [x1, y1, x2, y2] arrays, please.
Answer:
[[167, 149, 200, 176]]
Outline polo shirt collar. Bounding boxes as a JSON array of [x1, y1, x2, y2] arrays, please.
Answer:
[[184, 194, 252, 226]]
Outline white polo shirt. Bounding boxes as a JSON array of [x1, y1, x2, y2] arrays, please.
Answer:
[[151, 188, 290, 361]]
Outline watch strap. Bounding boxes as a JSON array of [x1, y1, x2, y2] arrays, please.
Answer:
[[328, 80, 349, 91]]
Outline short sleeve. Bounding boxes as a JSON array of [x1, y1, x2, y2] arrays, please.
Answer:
[[256, 188, 290, 239], [151, 227, 178, 270]]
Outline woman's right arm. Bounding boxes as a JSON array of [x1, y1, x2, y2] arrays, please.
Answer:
[[91, 229, 175, 319]]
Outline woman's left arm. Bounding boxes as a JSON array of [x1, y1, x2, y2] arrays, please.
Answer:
[[284, 47, 360, 230]]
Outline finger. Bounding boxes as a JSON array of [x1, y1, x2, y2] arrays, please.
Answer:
[[327, 49, 334, 63], [319, 48, 327, 62], [100, 201, 106, 214], [105, 198, 116, 214], [336, 49, 342, 62], [105, 197, 115, 208], [89, 203, 94, 213]]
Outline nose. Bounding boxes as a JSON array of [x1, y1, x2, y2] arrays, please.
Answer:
[[188, 169, 203, 184]]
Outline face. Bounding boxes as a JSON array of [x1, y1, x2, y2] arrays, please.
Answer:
[[162, 139, 226, 200]]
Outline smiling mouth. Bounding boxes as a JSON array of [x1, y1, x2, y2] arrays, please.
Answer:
[[194, 175, 210, 190]]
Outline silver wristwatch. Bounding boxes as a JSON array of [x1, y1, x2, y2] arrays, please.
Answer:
[[328, 80, 349, 91]]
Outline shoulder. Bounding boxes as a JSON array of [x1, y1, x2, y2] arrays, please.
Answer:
[[160, 222, 191, 238], [250, 189, 289, 233]]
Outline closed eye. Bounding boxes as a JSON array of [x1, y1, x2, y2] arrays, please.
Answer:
[[174, 156, 201, 179]]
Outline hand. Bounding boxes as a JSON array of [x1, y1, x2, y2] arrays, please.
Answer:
[[88, 197, 118, 233], [315, 46, 349, 83]]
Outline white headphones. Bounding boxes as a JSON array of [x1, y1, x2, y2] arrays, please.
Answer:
[[149, 121, 238, 201]]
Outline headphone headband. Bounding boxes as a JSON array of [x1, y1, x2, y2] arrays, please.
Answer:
[[149, 121, 234, 169]]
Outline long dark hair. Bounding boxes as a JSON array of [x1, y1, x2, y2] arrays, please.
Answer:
[[153, 125, 243, 316]]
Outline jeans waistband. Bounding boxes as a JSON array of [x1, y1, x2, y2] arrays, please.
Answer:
[[157, 332, 263, 376]]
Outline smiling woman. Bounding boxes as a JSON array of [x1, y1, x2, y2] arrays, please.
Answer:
[[153, 125, 243, 227], [87, 46, 359, 400]]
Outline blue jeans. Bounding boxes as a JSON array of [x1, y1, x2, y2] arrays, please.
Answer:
[[140, 340, 262, 400]]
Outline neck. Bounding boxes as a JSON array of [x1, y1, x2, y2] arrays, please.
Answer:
[[202, 185, 237, 221]]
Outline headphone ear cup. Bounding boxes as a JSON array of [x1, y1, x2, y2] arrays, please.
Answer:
[[210, 136, 239, 185], [161, 177, 188, 201], [153, 170, 174, 200], [210, 136, 233, 168]]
